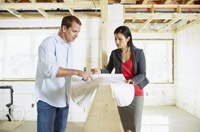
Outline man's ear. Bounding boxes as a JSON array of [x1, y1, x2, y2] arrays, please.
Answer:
[[61, 25, 67, 32]]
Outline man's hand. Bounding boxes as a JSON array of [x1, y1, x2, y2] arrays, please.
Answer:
[[78, 71, 93, 81]]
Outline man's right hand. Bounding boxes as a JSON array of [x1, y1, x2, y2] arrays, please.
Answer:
[[78, 70, 93, 81]]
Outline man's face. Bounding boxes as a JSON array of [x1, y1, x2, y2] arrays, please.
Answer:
[[63, 21, 81, 43]]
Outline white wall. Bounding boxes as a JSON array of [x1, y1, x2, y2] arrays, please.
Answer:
[[176, 23, 200, 118]]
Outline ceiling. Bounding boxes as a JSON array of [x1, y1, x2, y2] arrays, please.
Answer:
[[0, 0, 200, 33]]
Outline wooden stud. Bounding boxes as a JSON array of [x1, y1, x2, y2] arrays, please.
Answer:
[[177, 5, 181, 13], [100, 0, 108, 68]]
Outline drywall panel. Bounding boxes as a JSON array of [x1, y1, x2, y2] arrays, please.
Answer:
[[176, 23, 200, 118]]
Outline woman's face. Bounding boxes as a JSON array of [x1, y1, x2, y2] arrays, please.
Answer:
[[114, 33, 130, 49]]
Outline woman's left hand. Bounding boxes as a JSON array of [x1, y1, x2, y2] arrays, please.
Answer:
[[126, 79, 135, 85]]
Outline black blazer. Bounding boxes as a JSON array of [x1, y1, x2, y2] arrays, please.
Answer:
[[101, 45, 149, 89]]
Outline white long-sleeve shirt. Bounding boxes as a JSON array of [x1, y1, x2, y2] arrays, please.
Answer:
[[35, 34, 72, 107]]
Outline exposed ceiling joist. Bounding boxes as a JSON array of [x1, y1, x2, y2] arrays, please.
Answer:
[[124, 13, 200, 20], [124, 4, 200, 8], [123, 3, 200, 33], [186, 0, 195, 5], [30, 0, 36, 3], [64, 0, 73, 4], [68, 8, 75, 15], [131, 29, 175, 33], [164, 0, 172, 4], [141, 0, 149, 4], [132, 18, 136, 23], [37, 8, 49, 18], [138, 17, 153, 33], [7, 8, 24, 19], [0, 3, 100, 10], [157, 19, 179, 32], [0, 0, 200, 33], [176, 19, 200, 32]]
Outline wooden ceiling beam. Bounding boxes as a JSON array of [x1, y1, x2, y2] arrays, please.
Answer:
[[0, 3, 100, 10], [124, 4, 200, 8], [130, 28, 175, 33], [29, 0, 36, 3], [164, 0, 172, 4], [7, 8, 24, 19], [64, 0, 73, 4], [124, 13, 200, 20], [138, 17, 153, 33], [157, 18, 179, 33], [141, 0, 149, 4], [176, 19, 200, 32], [37, 8, 49, 18], [121, 0, 136, 4], [132, 17, 136, 23], [186, 0, 195, 5], [68, 8, 75, 15], [6, 0, 15, 3], [0, 13, 100, 19]]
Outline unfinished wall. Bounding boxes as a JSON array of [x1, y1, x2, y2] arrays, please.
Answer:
[[176, 23, 200, 118], [0, 4, 178, 122]]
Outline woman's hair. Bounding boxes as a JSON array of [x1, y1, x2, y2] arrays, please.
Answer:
[[114, 26, 133, 47], [61, 15, 82, 29]]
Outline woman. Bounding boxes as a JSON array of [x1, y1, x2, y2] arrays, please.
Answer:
[[91, 26, 149, 132]]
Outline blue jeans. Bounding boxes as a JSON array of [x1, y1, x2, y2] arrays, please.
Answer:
[[37, 100, 69, 132]]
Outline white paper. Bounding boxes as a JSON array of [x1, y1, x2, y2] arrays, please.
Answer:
[[71, 74, 134, 107]]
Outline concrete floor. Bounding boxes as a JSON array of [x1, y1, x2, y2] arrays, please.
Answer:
[[0, 106, 200, 132]]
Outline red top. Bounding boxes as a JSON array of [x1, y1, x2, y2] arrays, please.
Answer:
[[121, 55, 144, 96]]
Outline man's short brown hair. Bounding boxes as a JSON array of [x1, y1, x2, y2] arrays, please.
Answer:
[[61, 15, 81, 29]]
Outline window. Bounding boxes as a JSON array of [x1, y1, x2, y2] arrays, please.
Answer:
[[133, 39, 174, 84], [0, 30, 57, 80]]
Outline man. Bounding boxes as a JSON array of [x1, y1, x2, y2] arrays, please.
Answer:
[[35, 15, 92, 132]]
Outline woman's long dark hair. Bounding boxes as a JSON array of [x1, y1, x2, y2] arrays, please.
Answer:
[[114, 26, 134, 48]]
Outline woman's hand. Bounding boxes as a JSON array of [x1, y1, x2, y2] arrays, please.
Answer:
[[91, 68, 101, 74], [126, 79, 135, 85]]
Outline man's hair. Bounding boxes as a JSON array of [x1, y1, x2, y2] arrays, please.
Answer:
[[61, 15, 81, 29]]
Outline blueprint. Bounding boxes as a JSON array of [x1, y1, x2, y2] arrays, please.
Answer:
[[71, 74, 135, 107]]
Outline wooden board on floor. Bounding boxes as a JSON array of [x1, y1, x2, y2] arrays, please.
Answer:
[[83, 85, 123, 132], [0, 121, 23, 131]]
